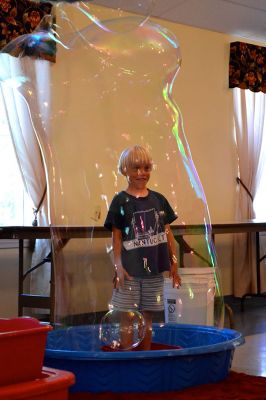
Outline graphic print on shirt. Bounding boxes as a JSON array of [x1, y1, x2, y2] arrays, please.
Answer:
[[123, 208, 167, 251]]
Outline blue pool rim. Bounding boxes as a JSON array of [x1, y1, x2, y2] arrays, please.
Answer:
[[45, 323, 244, 359], [44, 323, 244, 393]]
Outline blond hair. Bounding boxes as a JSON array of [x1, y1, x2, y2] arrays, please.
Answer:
[[118, 145, 153, 176]]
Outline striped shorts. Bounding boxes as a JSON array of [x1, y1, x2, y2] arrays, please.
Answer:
[[111, 274, 164, 312]]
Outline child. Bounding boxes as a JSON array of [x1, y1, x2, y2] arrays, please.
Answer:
[[104, 145, 181, 350]]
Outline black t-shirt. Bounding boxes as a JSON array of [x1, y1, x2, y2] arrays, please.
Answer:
[[104, 190, 177, 277]]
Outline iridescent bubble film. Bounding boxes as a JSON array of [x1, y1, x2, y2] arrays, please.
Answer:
[[73, 0, 156, 33], [99, 309, 146, 350], [0, 3, 224, 345]]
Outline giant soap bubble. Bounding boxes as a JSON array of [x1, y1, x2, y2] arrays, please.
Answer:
[[0, 2, 224, 349]]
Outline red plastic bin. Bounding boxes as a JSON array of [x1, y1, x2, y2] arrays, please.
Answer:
[[0, 317, 52, 386], [0, 367, 75, 400]]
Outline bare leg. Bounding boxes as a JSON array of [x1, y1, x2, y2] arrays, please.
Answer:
[[120, 312, 134, 350], [136, 311, 153, 351]]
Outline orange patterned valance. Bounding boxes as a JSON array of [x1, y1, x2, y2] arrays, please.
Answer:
[[0, 0, 55, 61], [229, 41, 266, 93]]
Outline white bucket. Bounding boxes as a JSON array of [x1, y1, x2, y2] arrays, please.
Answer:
[[163, 268, 216, 325]]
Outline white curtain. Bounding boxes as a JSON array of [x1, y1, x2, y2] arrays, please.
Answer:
[[0, 54, 51, 296], [233, 87, 266, 297]]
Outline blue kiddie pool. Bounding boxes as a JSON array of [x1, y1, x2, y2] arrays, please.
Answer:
[[44, 323, 244, 393]]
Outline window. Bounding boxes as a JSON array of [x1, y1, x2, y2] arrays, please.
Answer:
[[253, 99, 266, 220], [233, 88, 266, 221], [254, 147, 266, 220], [0, 96, 33, 226]]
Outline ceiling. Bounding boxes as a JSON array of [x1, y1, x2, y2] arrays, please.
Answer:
[[93, 0, 266, 44]]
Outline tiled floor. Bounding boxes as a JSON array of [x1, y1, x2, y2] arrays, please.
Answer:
[[224, 296, 266, 377]]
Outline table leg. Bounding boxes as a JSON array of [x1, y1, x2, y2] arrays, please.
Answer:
[[18, 239, 24, 316], [241, 231, 266, 311]]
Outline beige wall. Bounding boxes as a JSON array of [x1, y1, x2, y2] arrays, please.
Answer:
[[0, 242, 31, 318], [1, 6, 263, 317], [0, 247, 19, 317]]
